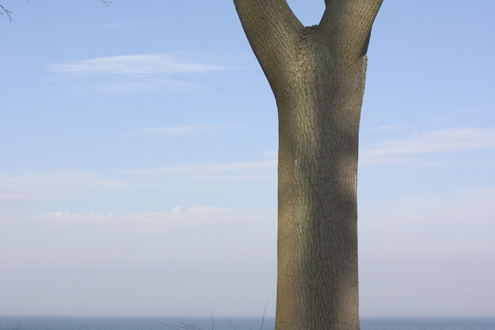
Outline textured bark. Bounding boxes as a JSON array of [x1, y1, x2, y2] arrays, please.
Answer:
[[234, 1, 382, 329]]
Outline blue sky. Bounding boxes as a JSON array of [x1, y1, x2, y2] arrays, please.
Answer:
[[1, 0, 494, 318]]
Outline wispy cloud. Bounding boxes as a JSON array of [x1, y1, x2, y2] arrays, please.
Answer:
[[135, 124, 241, 137], [119, 160, 277, 179], [47, 53, 225, 76], [360, 128, 495, 164], [86, 78, 189, 93], [1, 205, 277, 271], [41, 206, 276, 227], [360, 187, 495, 257], [367, 124, 408, 133], [46, 52, 227, 92], [0, 170, 126, 207]]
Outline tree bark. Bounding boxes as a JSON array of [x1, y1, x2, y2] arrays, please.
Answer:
[[234, 1, 382, 329]]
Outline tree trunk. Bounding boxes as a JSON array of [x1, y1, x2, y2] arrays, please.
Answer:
[[234, 1, 382, 329]]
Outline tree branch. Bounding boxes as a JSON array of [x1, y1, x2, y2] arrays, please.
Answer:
[[0, 4, 13, 22], [234, 0, 304, 90], [320, 0, 383, 58], [1, 0, 111, 22]]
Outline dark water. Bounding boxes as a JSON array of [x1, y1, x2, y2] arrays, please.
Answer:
[[1, 316, 494, 330], [361, 317, 495, 330]]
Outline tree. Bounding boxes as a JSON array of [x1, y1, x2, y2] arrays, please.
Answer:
[[3, 0, 381, 326], [234, 1, 382, 329], [0, 4, 12, 21], [0, 1, 111, 22]]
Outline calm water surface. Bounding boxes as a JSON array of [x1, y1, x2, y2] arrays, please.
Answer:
[[1, 316, 494, 330]]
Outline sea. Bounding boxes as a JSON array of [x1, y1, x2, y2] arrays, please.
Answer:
[[1, 316, 494, 330]]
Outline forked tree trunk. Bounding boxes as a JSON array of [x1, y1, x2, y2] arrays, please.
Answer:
[[234, 1, 382, 329]]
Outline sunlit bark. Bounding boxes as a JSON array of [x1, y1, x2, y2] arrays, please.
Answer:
[[234, 1, 382, 329]]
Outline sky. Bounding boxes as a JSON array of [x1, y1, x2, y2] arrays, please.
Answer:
[[1, 0, 494, 318]]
